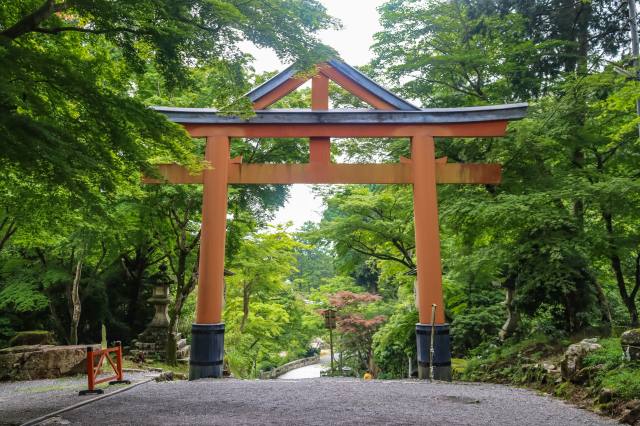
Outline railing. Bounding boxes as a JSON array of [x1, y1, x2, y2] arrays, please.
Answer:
[[259, 355, 320, 379], [79, 341, 130, 396]]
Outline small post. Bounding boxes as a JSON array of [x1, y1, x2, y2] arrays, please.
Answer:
[[323, 308, 337, 376], [329, 326, 335, 376], [116, 341, 123, 381], [87, 346, 95, 391], [429, 304, 437, 381]]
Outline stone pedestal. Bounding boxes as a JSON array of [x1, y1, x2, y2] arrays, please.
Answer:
[[131, 266, 189, 361]]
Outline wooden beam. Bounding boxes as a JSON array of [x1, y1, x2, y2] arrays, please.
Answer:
[[252, 77, 307, 109], [310, 74, 331, 164], [320, 65, 397, 110], [143, 163, 501, 185], [184, 121, 508, 138]]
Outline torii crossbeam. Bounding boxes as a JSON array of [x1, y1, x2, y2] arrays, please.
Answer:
[[148, 59, 527, 381]]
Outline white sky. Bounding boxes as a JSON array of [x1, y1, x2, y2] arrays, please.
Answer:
[[242, 0, 387, 229]]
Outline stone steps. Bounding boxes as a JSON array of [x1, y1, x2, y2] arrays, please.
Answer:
[[129, 332, 190, 361]]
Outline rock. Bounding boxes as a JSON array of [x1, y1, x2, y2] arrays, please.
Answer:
[[155, 371, 187, 382], [571, 364, 603, 385], [0, 344, 100, 381], [560, 338, 602, 382], [620, 400, 640, 425], [621, 329, 640, 361], [598, 388, 614, 404]]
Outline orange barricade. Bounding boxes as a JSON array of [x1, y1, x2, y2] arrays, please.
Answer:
[[79, 341, 131, 396]]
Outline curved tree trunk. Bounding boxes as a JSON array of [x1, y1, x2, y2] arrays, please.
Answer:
[[69, 259, 83, 345], [499, 278, 519, 341]]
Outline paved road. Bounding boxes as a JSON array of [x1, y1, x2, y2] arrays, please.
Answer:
[[277, 363, 324, 379], [51, 378, 614, 425], [277, 353, 332, 379]]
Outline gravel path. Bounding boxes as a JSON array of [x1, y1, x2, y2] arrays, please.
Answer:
[[49, 378, 615, 425], [0, 371, 156, 426]]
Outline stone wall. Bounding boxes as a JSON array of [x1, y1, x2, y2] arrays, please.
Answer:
[[259, 355, 320, 380]]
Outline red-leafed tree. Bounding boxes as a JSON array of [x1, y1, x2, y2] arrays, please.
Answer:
[[324, 291, 386, 375]]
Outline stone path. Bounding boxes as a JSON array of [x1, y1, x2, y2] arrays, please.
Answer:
[[28, 378, 616, 426]]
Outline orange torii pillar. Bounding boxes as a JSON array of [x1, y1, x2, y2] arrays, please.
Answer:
[[412, 133, 450, 381], [189, 135, 229, 380]]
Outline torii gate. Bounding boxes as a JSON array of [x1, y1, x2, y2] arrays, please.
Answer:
[[148, 59, 527, 381]]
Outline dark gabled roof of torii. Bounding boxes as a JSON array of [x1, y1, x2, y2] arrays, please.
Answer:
[[247, 59, 420, 111], [152, 59, 528, 124]]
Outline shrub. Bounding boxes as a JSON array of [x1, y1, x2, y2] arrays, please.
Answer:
[[9, 330, 57, 347]]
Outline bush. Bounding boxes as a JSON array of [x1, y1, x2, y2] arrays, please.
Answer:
[[450, 304, 504, 356], [372, 308, 418, 378], [9, 330, 57, 347]]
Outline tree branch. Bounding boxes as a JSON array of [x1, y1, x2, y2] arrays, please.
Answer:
[[0, 218, 17, 253], [1, 0, 69, 40]]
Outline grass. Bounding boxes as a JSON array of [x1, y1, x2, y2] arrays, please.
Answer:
[[582, 337, 640, 400], [122, 358, 189, 376], [582, 337, 624, 369]]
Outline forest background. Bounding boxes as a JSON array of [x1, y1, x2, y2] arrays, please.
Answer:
[[1, 0, 639, 381]]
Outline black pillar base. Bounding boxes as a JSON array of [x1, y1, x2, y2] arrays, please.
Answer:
[[189, 323, 225, 380], [416, 323, 452, 381]]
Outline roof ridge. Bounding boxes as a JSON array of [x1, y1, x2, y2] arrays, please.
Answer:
[[245, 59, 420, 111]]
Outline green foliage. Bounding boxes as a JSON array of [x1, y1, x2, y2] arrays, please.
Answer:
[[224, 227, 319, 377], [373, 308, 418, 378], [578, 339, 640, 402], [599, 368, 640, 400], [450, 305, 504, 356], [0, 0, 338, 195]]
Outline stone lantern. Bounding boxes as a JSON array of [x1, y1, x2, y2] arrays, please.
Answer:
[[132, 264, 189, 360], [148, 265, 171, 329]]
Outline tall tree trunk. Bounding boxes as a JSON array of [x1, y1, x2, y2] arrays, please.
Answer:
[[69, 259, 83, 345], [166, 295, 184, 366], [122, 247, 152, 330], [603, 211, 639, 326], [593, 278, 613, 328]]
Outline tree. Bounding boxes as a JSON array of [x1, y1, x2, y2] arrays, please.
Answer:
[[319, 186, 416, 271], [224, 226, 312, 377], [325, 290, 386, 375], [0, 0, 338, 197], [373, 0, 631, 105]]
